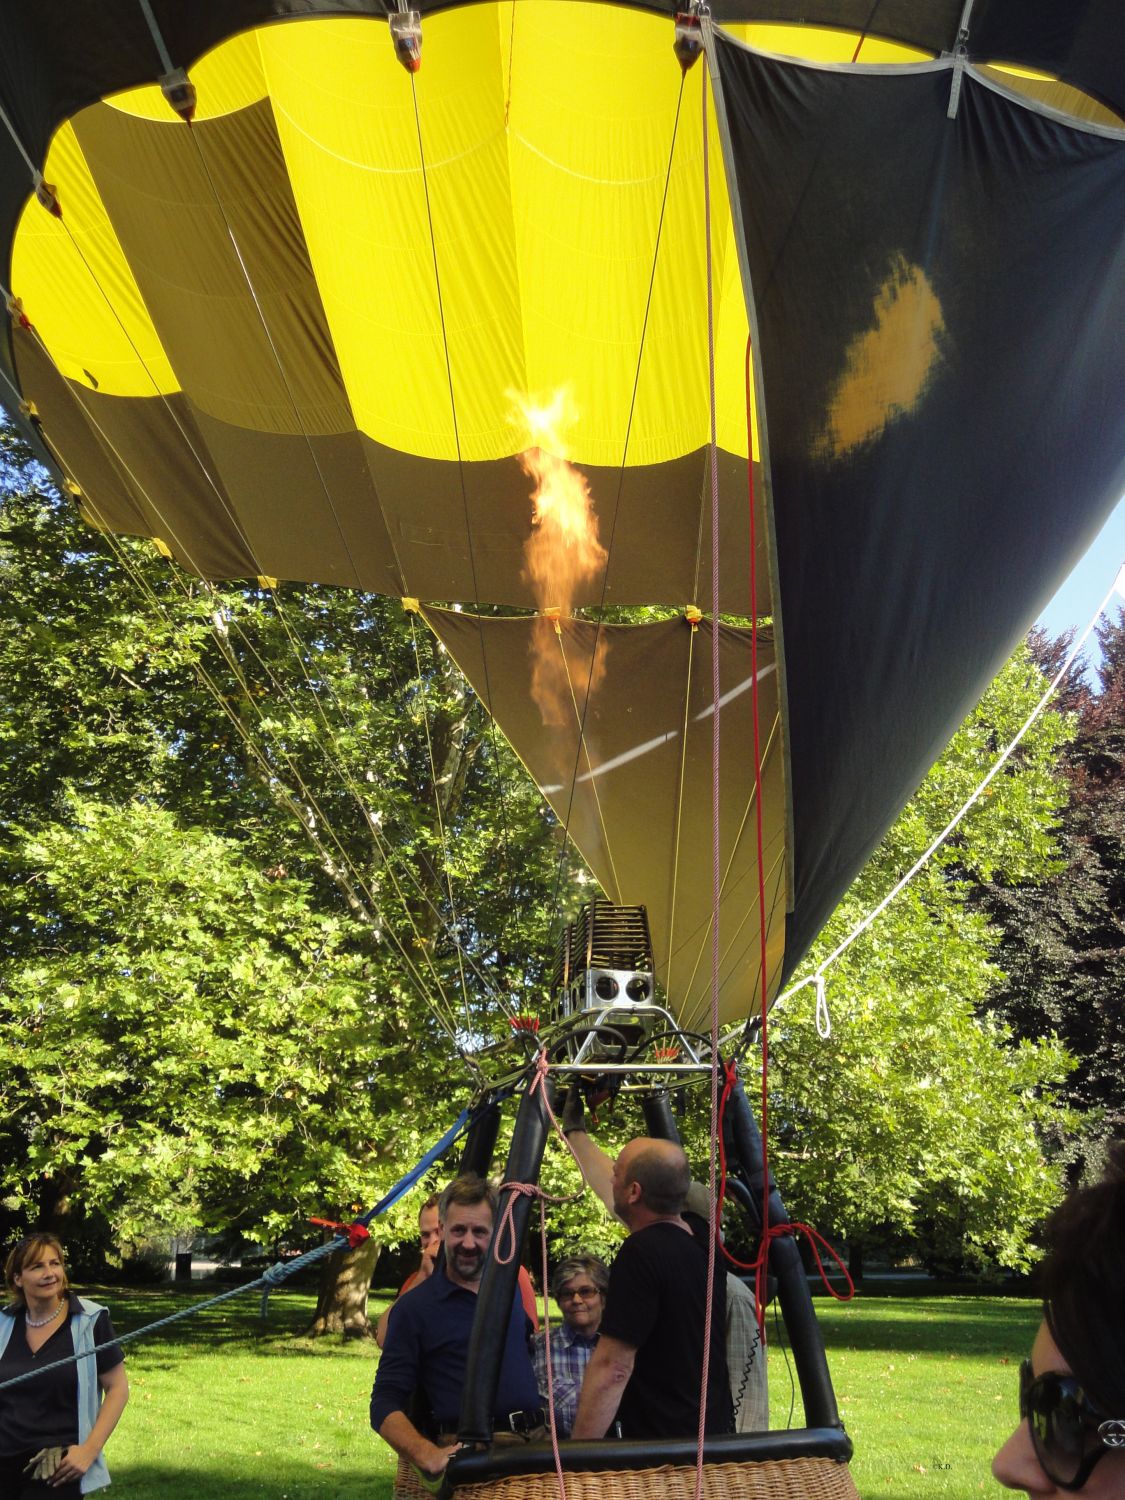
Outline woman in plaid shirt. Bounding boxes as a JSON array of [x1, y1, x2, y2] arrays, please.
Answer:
[[533, 1255, 609, 1437]]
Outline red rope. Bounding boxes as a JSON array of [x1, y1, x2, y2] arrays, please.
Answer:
[[736, 342, 855, 1331], [693, 55, 723, 1498], [493, 1051, 587, 1500]]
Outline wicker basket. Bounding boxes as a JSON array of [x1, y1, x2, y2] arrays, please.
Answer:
[[455, 1458, 860, 1500], [393, 1454, 433, 1500]]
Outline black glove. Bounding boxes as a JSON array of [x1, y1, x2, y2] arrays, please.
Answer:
[[560, 1083, 586, 1136]]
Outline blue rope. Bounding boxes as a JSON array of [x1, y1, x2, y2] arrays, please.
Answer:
[[0, 1105, 476, 1394], [258, 1104, 474, 1314]]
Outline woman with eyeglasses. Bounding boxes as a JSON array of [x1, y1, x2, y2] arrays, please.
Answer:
[[532, 1255, 609, 1438], [992, 1144, 1125, 1495]]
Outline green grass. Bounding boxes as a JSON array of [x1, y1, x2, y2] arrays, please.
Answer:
[[81, 1285, 1038, 1499], [772, 1293, 1040, 1498]]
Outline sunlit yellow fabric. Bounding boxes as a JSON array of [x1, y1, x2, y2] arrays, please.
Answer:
[[5, 7, 934, 451], [261, 3, 751, 465], [104, 30, 267, 121], [10, 123, 176, 397]]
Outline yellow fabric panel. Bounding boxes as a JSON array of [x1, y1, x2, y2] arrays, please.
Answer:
[[103, 29, 267, 121], [259, 13, 517, 464], [506, 4, 729, 468], [262, 4, 747, 466], [10, 122, 176, 397]]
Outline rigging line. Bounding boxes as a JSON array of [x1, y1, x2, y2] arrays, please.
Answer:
[[851, 1, 884, 62], [52, 223, 260, 571], [12, 167, 477, 1045], [16, 281, 472, 1014], [696, 58, 722, 1500], [409, 610, 476, 1034], [663, 618, 699, 985], [183, 123, 364, 590], [554, 620, 623, 904], [678, 840, 786, 1036], [185, 111, 453, 789], [181, 122, 415, 699], [79, 515, 465, 1049], [37, 410, 470, 1056], [207, 611, 469, 1037], [23, 347, 466, 1042], [504, 0, 517, 130], [545, 70, 690, 949], [49, 163, 404, 715], [673, 711, 782, 1017], [218, 589, 506, 1014], [408, 73, 528, 980], [666, 615, 702, 990]]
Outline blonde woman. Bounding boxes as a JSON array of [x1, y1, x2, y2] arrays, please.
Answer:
[[0, 1235, 129, 1496]]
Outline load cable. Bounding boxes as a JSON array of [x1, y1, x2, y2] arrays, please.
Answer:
[[545, 70, 692, 958], [0, 1103, 479, 1394], [25, 399, 472, 1063], [6, 213, 493, 1054], [408, 69, 530, 989], [1, 80, 496, 1031], [694, 45, 721, 1498]]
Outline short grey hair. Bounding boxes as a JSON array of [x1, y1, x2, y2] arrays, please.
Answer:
[[437, 1173, 498, 1225], [551, 1253, 609, 1302]]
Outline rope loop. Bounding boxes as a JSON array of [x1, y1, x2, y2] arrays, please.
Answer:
[[759, 1221, 855, 1305], [814, 974, 832, 1038]]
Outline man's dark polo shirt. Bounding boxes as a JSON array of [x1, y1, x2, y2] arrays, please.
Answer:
[[370, 1265, 540, 1432], [599, 1212, 733, 1440]]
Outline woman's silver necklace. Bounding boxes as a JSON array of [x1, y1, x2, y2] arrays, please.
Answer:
[[25, 1299, 65, 1328]]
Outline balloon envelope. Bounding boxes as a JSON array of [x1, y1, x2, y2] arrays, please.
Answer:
[[1, 2, 1122, 1024]]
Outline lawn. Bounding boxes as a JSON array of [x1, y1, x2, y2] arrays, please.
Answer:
[[83, 1283, 1038, 1499]]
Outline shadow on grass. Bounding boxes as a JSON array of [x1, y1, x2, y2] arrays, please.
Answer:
[[811, 1298, 1039, 1359], [111, 1460, 394, 1500]]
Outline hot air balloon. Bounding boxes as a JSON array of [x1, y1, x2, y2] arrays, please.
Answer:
[[1, 3, 1122, 1496]]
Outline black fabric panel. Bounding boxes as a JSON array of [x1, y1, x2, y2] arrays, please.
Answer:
[[974, 0, 1125, 123], [714, 39, 1125, 978]]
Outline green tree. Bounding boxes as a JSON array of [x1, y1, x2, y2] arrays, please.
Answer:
[[758, 646, 1076, 1276], [0, 429, 573, 1331], [979, 613, 1125, 1182]]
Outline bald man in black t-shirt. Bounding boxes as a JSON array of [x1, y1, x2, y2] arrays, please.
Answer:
[[569, 1137, 731, 1441]]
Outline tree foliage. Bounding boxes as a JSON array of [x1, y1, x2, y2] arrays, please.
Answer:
[[0, 429, 574, 1290], [760, 646, 1076, 1275], [0, 420, 1086, 1294], [978, 612, 1125, 1182]]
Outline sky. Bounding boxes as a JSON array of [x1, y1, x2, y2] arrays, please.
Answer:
[[1035, 493, 1125, 679]]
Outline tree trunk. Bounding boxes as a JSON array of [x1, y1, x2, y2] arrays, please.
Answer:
[[847, 1238, 864, 1285], [304, 1236, 382, 1339]]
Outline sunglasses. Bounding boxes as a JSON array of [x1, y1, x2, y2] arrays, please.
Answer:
[[1019, 1359, 1125, 1491]]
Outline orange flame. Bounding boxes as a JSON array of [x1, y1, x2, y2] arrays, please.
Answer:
[[511, 390, 609, 726]]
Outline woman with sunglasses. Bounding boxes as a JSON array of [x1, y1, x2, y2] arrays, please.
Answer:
[[993, 1145, 1125, 1495]]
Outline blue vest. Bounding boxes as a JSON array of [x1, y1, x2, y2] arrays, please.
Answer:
[[0, 1297, 113, 1493]]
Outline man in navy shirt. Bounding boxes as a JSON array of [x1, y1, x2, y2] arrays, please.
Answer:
[[370, 1175, 543, 1475]]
